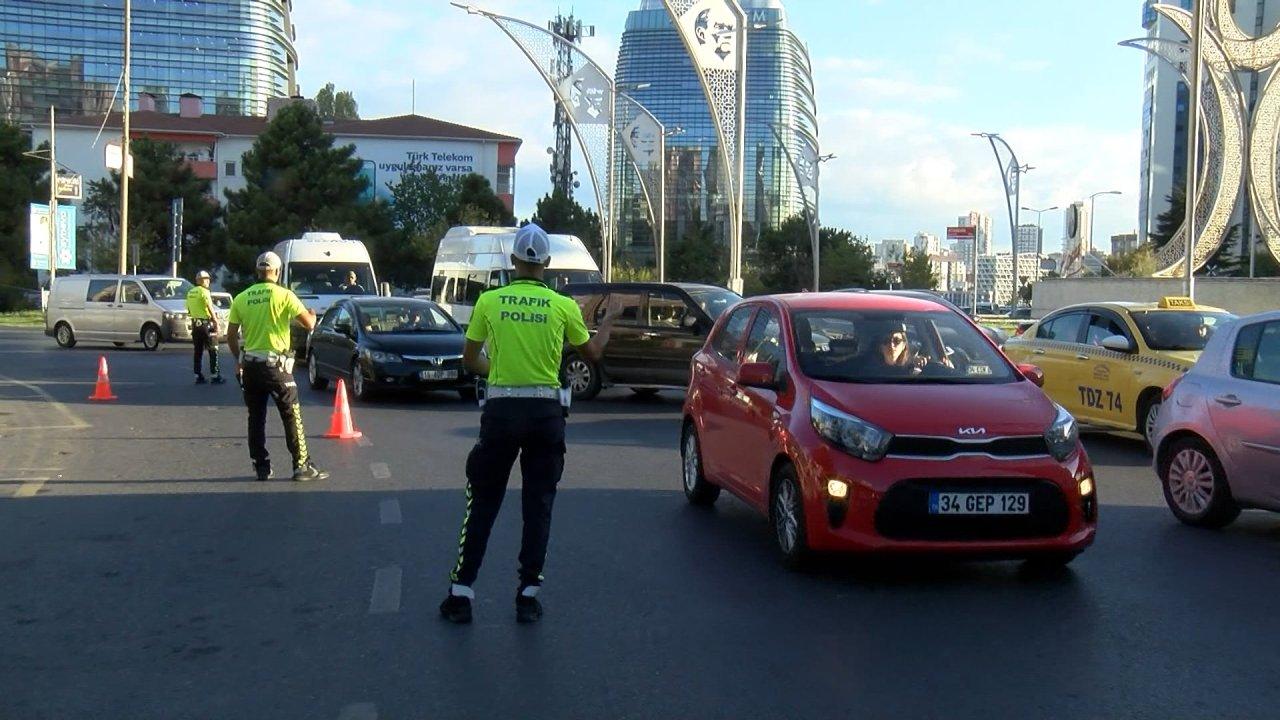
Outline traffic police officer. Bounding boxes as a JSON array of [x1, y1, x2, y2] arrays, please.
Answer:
[[226, 251, 329, 483], [440, 223, 618, 624], [186, 270, 224, 385]]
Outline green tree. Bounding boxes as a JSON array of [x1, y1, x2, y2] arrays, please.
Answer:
[[389, 168, 461, 237], [313, 83, 361, 121], [751, 217, 881, 293], [223, 103, 398, 282], [1106, 243, 1160, 277], [899, 247, 938, 290], [527, 188, 600, 260], [667, 223, 725, 285], [0, 122, 48, 308], [452, 173, 514, 227], [820, 228, 883, 290], [81, 138, 221, 275], [1150, 185, 1184, 250]]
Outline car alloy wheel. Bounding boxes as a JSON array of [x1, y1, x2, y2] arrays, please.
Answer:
[[55, 323, 75, 348], [680, 423, 719, 506], [567, 358, 592, 393], [1143, 401, 1162, 446], [308, 353, 328, 391], [351, 363, 366, 400], [1168, 447, 1215, 515], [142, 325, 161, 351], [774, 479, 801, 555]]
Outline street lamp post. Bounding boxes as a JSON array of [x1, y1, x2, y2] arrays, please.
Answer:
[[973, 132, 1030, 308], [1020, 204, 1059, 259], [119, 0, 132, 275], [1088, 190, 1123, 267]]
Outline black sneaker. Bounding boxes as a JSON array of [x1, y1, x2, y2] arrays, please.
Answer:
[[253, 462, 272, 482], [439, 594, 473, 624], [516, 593, 543, 624], [195, 374, 207, 384], [292, 463, 329, 482], [210, 375, 226, 385]]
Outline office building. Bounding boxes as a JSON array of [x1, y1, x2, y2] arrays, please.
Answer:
[[953, 211, 992, 265], [1111, 232, 1139, 256], [1062, 200, 1092, 260], [976, 253, 1052, 306], [1016, 223, 1042, 257], [613, 0, 818, 265], [912, 231, 940, 257], [1, 0, 298, 123], [875, 239, 907, 271]]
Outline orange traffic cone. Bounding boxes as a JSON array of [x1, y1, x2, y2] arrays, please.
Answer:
[[88, 355, 117, 401], [323, 378, 362, 440]]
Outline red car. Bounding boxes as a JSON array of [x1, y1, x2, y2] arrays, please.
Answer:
[[681, 293, 1097, 567]]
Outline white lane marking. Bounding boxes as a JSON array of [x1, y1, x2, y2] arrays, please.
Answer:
[[336, 703, 378, 720], [379, 499, 402, 525], [11, 478, 50, 498], [356, 435, 372, 447], [0, 374, 89, 431], [370, 462, 391, 480], [368, 566, 402, 615]]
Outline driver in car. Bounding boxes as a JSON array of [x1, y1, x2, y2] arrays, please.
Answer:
[[873, 322, 932, 375], [340, 271, 366, 294]]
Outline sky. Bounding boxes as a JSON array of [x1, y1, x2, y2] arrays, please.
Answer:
[[292, 0, 1150, 255]]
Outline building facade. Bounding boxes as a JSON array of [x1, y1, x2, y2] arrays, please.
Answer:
[[977, 253, 1052, 306], [1111, 232, 1139, 256], [953, 211, 992, 265], [875, 238, 908, 271], [1016, 223, 1042, 257], [1, 0, 298, 123], [30, 101, 521, 213], [912, 231, 940, 257], [613, 0, 818, 266]]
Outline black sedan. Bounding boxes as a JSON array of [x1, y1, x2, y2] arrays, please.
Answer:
[[306, 298, 475, 401]]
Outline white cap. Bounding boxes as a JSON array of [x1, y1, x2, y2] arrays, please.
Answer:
[[513, 224, 551, 265], [256, 251, 282, 270], [195, 270, 211, 280]]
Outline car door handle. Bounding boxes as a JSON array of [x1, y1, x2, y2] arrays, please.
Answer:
[[1033, 348, 1046, 355], [1075, 354, 1090, 361], [1214, 394, 1242, 408], [641, 332, 660, 339]]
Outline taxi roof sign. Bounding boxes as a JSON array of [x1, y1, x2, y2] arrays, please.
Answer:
[[1158, 296, 1197, 309]]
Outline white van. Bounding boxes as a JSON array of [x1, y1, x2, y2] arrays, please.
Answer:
[[45, 274, 196, 350], [273, 232, 380, 352], [426, 226, 603, 325]]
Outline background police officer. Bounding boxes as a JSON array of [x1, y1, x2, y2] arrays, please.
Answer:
[[186, 270, 224, 385], [226, 251, 329, 483], [440, 223, 619, 625]]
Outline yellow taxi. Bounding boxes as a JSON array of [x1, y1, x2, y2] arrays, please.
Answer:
[[1004, 297, 1236, 446]]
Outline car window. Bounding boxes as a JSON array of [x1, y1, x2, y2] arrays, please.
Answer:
[[1036, 312, 1086, 342], [141, 278, 193, 299], [793, 309, 1016, 384], [610, 292, 643, 326], [1131, 310, 1235, 351], [648, 291, 691, 329], [1085, 313, 1128, 346], [431, 275, 446, 302], [86, 279, 117, 303], [333, 306, 353, 330], [465, 272, 487, 303], [1232, 321, 1280, 385], [121, 281, 146, 304], [743, 309, 783, 368], [711, 305, 755, 361], [685, 287, 742, 319], [320, 306, 340, 328], [359, 302, 458, 334]]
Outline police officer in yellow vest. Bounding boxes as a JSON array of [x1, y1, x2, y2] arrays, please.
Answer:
[[226, 251, 329, 483], [186, 270, 224, 385], [440, 223, 619, 624]]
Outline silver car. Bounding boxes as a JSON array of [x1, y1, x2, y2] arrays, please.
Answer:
[[1152, 310, 1280, 528]]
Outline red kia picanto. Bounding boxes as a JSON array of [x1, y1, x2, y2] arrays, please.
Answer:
[[681, 292, 1096, 567]]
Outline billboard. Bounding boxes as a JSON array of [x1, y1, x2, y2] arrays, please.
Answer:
[[29, 203, 77, 271], [946, 225, 976, 242]]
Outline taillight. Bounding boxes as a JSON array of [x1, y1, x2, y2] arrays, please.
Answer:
[[1162, 374, 1184, 401]]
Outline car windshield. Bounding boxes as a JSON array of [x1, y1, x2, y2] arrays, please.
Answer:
[[288, 263, 374, 295], [544, 269, 603, 292], [686, 287, 742, 319], [211, 295, 231, 310], [793, 309, 1016, 384], [141, 278, 194, 299], [358, 302, 458, 334], [1130, 310, 1235, 351]]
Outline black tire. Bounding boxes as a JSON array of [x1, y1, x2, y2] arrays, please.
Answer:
[[307, 353, 329, 391], [1160, 436, 1240, 528], [771, 463, 810, 569], [458, 386, 477, 402], [681, 422, 720, 506], [54, 322, 76, 348], [630, 387, 661, 398], [112, 341, 126, 348], [1138, 392, 1162, 450], [564, 352, 601, 400], [350, 361, 373, 401], [141, 324, 162, 351]]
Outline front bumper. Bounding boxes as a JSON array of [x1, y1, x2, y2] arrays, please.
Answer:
[[799, 440, 1096, 556], [163, 317, 193, 342], [366, 361, 475, 392]]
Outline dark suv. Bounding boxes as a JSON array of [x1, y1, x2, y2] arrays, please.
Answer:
[[560, 282, 741, 399]]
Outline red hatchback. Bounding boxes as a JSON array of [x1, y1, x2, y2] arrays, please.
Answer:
[[681, 293, 1097, 567]]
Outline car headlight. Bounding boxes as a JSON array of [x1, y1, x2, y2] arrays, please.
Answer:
[[163, 311, 187, 321], [810, 398, 893, 462], [362, 349, 401, 364], [1045, 403, 1079, 461]]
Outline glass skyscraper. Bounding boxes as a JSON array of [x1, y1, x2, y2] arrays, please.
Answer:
[[614, 0, 818, 266], [1, 0, 298, 123]]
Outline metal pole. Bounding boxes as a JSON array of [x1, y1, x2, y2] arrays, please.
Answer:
[[48, 105, 57, 283], [658, 130, 666, 282], [1184, 0, 1205, 298], [119, 0, 131, 276], [730, 18, 747, 295], [1012, 171, 1022, 306]]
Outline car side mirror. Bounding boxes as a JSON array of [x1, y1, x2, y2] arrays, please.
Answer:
[[737, 362, 778, 390], [1017, 363, 1045, 388], [1101, 335, 1136, 353], [681, 314, 698, 330], [335, 321, 353, 338]]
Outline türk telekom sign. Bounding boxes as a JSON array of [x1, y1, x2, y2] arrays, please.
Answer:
[[946, 226, 976, 242], [354, 139, 489, 201]]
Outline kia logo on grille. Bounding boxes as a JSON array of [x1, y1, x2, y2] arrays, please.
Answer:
[[958, 427, 987, 436]]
